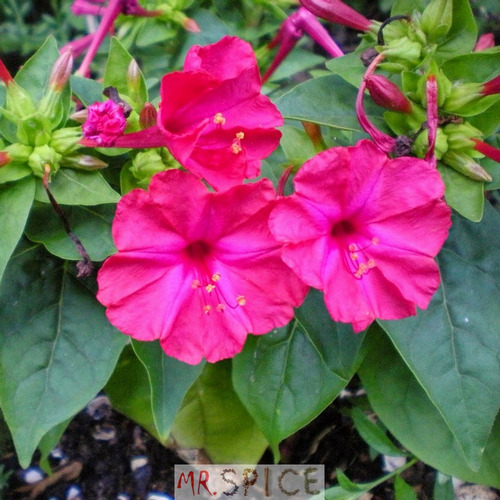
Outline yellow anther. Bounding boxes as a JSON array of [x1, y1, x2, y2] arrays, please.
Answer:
[[372, 237, 379, 245], [350, 253, 358, 260], [236, 295, 246, 306], [212, 273, 221, 282], [367, 259, 376, 268], [236, 131, 245, 140], [214, 112, 226, 125], [231, 143, 242, 154], [203, 305, 212, 314], [348, 244, 357, 252], [191, 280, 201, 289], [205, 284, 215, 293], [216, 304, 226, 312]]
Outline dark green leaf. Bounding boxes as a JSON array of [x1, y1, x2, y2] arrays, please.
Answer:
[[379, 202, 500, 470], [232, 290, 365, 457], [15, 36, 60, 104], [70, 76, 103, 107], [131, 340, 204, 442], [391, 0, 427, 15], [105, 345, 162, 443], [171, 361, 268, 464], [0, 242, 127, 467], [358, 328, 500, 487], [276, 75, 384, 132], [0, 177, 35, 284], [438, 164, 484, 222], [104, 38, 148, 110], [394, 475, 417, 500], [34, 169, 121, 206], [25, 202, 116, 262], [350, 407, 408, 457]]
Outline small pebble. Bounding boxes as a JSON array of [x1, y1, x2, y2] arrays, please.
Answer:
[[86, 394, 112, 420], [381, 455, 407, 473], [130, 455, 149, 472], [66, 484, 84, 500], [92, 423, 116, 441], [146, 493, 174, 500], [20, 466, 44, 484], [116, 494, 131, 500], [50, 447, 69, 466], [455, 484, 500, 500]]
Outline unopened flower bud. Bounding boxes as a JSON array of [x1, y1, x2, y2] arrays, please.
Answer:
[[420, 0, 452, 41], [4, 143, 33, 163], [481, 75, 500, 96], [70, 109, 89, 123], [127, 59, 141, 94], [139, 103, 157, 129], [443, 123, 482, 152], [17, 116, 52, 146], [50, 127, 83, 155], [49, 49, 74, 92], [380, 37, 422, 70], [366, 75, 412, 113], [63, 154, 107, 170], [129, 150, 173, 188], [442, 150, 492, 182], [472, 139, 500, 164], [28, 145, 62, 178], [82, 100, 127, 146], [298, 0, 373, 32], [0, 151, 10, 167], [0, 60, 36, 119], [474, 33, 495, 52], [183, 17, 201, 33]]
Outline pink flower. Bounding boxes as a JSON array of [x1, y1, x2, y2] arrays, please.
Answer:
[[97, 170, 308, 364], [156, 36, 283, 190], [80, 36, 283, 191], [82, 100, 127, 146], [269, 140, 452, 333]]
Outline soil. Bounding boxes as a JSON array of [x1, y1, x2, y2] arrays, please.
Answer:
[[0, 386, 438, 500]]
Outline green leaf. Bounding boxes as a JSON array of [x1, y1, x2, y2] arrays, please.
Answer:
[[442, 48, 500, 84], [70, 76, 103, 107], [280, 125, 318, 166], [438, 164, 484, 222], [0, 242, 127, 467], [105, 344, 162, 442], [379, 202, 500, 471], [131, 340, 204, 442], [38, 418, 70, 474], [232, 289, 366, 458], [171, 360, 268, 464], [35, 169, 121, 206], [391, 0, 427, 15], [103, 38, 148, 110], [25, 202, 116, 262], [350, 407, 408, 457], [276, 75, 385, 132], [433, 473, 455, 500], [394, 475, 417, 500], [434, 0, 477, 62], [16, 36, 60, 104], [0, 163, 32, 184], [0, 177, 35, 284], [326, 52, 367, 88], [358, 328, 500, 487]]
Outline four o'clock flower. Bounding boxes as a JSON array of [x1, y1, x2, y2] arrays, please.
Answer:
[[298, 0, 373, 32], [269, 139, 452, 333], [262, 7, 343, 83], [81, 37, 283, 191], [82, 99, 127, 146], [97, 169, 308, 364]]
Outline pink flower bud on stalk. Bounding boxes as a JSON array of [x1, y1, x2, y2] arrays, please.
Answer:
[[425, 75, 438, 167], [474, 33, 495, 52], [48, 49, 74, 92], [60, 33, 95, 58], [356, 52, 397, 154], [75, 0, 161, 77], [0, 151, 10, 167], [298, 0, 373, 32], [183, 17, 201, 33], [472, 139, 500, 164], [0, 59, 36, 119], [444, 74, 500, 113], [442, 150, 492, 182], [365, 74, 412, 113], [262, 7, 343, 83], [139, 102, 157, 129]]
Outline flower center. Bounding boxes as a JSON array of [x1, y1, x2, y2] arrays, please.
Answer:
[[186, 241, 246, 314], [331, 221, 379, 280]]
